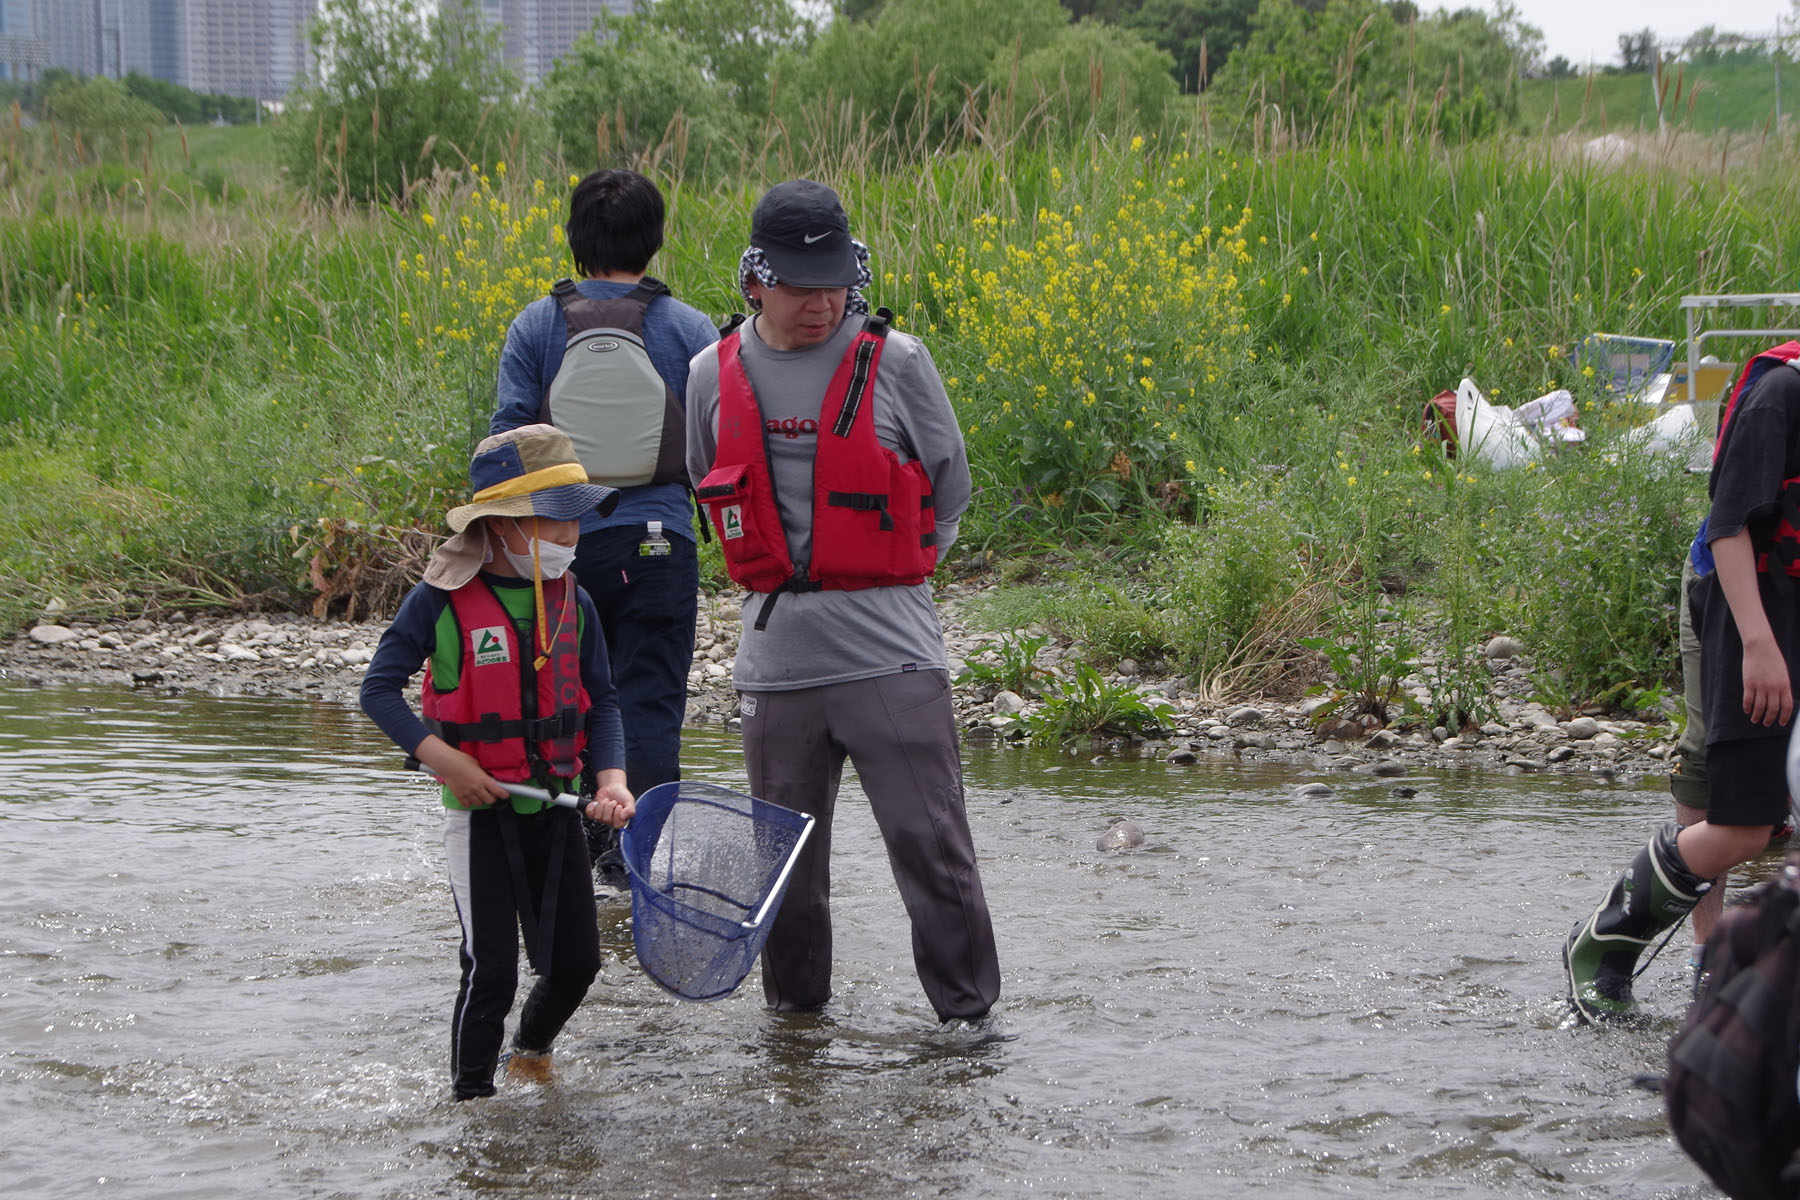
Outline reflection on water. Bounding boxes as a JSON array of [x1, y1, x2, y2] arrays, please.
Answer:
[[0, 683, 1742, 1198]]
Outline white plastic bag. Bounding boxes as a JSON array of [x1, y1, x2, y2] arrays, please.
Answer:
[[1453, 378, 1540, 469], [1616, 401, 1709, 469]]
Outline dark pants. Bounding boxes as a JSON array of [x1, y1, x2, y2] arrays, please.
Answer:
[[444, 804, 600, 1099], [740, 670, 1001, 1021], [573, 525, 697, 797]]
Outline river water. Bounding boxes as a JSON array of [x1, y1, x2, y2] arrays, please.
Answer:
[[0, 682, 1751, 1199]]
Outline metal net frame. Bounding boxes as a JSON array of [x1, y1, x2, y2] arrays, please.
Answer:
[[621, 781, 814, 1001]]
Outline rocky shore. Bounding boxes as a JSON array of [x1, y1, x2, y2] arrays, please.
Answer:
[[0, 583, 1679, 788]]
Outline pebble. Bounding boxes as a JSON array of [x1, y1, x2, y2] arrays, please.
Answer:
[[1097, 819, 1145, 852], [0, 583, 1686, 785]]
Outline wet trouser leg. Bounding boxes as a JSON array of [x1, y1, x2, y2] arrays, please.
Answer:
[[742, 670, 1001, 1021], [445, 807, 600, 1098], [574, 526, 698, 870], [445, 807, 516, 1099], [512, 806, 602, 1053]]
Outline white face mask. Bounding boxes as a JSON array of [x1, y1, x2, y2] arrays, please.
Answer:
[[499, 523, 577, 580]]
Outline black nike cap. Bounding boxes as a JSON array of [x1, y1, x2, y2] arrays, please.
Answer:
[[749, 179, 858, 288]]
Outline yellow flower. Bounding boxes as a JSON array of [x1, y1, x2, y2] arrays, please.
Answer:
[[1439, 304, 1452, 315], [1063, 419, 1074, 430], [1130, 135, 1144, 152]]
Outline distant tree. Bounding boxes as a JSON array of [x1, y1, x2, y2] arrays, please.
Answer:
[[278, 0, 522, 204], [837, 0, 886, 18], [122, 72, 259, 125], [4, 67, 72, 119], [541, 12, 746, 173], [1545, 54, 1573, 78], [996, 17, 1178, 133], [1121, 0, 1259, 91], [43, 75, 164, 161], [1618, 27, 1656, 72], [1489, 0, 1544, 75], [633, 0, 811, 116], [775, 0, 1068, 146], [1210, 0, 1521, 141]]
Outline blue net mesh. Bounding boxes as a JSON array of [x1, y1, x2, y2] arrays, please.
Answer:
[[620, 781, 814, 1001]]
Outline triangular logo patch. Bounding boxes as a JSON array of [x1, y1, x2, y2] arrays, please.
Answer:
[[472, 625, 511, 666]]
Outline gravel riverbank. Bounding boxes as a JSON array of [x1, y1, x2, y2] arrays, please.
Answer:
[[0, 582, 1680, 789]]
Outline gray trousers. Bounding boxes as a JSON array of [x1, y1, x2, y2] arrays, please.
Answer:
[[740, 669, 1001, 1021], [1672, 556, 1709, 809]]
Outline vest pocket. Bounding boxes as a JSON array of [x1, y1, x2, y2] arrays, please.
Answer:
[[696, 461, 790, 589]]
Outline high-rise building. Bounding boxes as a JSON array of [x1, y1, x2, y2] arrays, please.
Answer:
[[176, 0, 315, 102], [22, 0, 313, 101], [0, 0, 49, 82], [479, 0, 634, 86]]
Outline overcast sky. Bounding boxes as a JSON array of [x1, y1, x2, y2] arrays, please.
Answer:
[[1504, 0, 1793, 66]]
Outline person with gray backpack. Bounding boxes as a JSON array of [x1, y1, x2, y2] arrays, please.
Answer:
[[491, 169, 718, 890]]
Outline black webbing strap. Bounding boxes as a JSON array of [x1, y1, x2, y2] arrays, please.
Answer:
[[549, 275, 669, 336], [424, 708, 582, 748], [494, 804, 568, 977], [752, 575, 824, 631], [827, 489, 894, 531], [831, 337, 881, 438]]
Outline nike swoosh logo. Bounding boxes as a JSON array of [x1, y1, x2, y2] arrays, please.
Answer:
[[803, 232, 829, 244]]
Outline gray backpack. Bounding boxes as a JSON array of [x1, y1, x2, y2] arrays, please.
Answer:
[[539, 277, 686, 488]]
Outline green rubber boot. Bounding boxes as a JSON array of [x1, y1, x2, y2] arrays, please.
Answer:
[[1563, 820, 1709, 1023]]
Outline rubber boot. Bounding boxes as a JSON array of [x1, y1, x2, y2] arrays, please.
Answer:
[[1564, 819, 1710, 1022]]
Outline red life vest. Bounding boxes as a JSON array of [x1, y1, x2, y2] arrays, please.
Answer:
[[695, 312, 937, 595], [420, 576, 588, 781], [1710, 341, 1800, 578]]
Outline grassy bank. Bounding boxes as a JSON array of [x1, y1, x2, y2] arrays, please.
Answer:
[[1518, 58, 1795, 137], [2, 118, 1798, 720]]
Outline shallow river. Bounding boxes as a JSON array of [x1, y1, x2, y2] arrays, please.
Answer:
[[0, 683, 1754, 1199]]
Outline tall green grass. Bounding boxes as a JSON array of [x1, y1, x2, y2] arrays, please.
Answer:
[[1, 112, 1796, 712]]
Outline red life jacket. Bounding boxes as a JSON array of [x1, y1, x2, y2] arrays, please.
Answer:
[[420, 576, 588, 781], [695, 311, 937, 595], [1710, 341, 1800, 578]]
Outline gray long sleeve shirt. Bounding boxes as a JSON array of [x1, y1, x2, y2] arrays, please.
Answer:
[[686, 311, 971, 691]]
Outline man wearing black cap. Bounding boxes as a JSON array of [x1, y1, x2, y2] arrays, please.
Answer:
[[685, 179, 1001, 1023]]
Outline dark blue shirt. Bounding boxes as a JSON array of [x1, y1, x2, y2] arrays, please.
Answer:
[[491, 279, 719, 541]]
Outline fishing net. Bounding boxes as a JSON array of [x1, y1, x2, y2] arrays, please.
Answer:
[[621, 781, 814, 1001]]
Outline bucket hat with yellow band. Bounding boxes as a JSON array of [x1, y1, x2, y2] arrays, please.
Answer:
[[423, 423, 617, 590]]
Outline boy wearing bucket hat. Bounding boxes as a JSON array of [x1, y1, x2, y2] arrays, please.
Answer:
[[686, 179, 1002, 1023], [360, 424, 636, 1099]]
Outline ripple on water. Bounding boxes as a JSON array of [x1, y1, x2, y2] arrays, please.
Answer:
[[0, 684, 1731, 1198]]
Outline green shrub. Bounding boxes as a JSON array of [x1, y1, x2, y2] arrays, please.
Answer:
[[1017, 664, 1176, 743]]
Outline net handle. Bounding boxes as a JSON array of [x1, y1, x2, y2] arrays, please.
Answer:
[[744, 814, 815, 931]]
